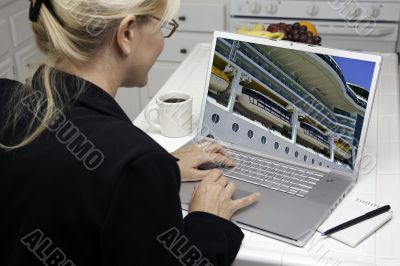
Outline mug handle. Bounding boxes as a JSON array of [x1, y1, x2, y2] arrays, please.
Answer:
[[144, 105, 161, 131]]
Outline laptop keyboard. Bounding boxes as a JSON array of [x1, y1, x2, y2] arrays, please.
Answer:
[[222, 148, 324, 198]]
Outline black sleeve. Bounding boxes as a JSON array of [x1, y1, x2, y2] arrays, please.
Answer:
[[100, 152, 244, 266], [183, 212, 244, 265]]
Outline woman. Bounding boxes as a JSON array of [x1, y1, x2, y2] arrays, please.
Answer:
[[0, 0, 260, 265]]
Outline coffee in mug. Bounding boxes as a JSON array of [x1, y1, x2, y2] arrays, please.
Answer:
[[163, 98, 186, 104], [144, 91, 193, 138]]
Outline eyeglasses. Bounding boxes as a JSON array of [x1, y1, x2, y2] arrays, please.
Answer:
[[149, 15, 179, 38]]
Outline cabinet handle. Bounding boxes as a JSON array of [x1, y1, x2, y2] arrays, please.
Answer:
[[180, 49, 187, 54], [178, 16, 186, 21]]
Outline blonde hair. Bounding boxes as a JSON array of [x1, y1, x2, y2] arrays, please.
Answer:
[[0, 0, 180, 150]]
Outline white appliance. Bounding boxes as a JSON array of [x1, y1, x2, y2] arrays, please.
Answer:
[[229, 0, 400, 53]]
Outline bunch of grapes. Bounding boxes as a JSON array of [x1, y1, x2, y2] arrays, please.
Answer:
[[283, 23, 321, 45]]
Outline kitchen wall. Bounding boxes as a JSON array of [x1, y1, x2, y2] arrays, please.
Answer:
[[0, 0, 229, 121], [1, 0, 398, 120]]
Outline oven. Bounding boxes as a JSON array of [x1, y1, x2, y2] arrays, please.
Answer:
[[229, 0, 400, 53]]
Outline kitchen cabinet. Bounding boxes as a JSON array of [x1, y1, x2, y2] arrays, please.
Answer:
[[0, 18, 11, 57], [135, 0, 228, 120], [15, 44, 44, 83], [0, 0, 229, 121], [0, 0, 43, 83], [0, 57, 14, 79]]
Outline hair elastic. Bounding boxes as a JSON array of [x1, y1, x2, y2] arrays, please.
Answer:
[[29, 0, 64, 26]]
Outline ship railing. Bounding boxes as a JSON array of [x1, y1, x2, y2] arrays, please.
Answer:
[[244, 44, 336, 118], [345, 86, 367, 109]]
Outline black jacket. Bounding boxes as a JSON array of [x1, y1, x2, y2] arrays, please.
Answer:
[[0, 69, 244, 266]]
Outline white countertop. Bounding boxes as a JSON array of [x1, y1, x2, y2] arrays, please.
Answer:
[[134, 43, 400, 266]]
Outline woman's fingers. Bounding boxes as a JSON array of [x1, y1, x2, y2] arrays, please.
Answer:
[[209, 153, 235, 167], [188, 142, 235, 168], [194, 152, 235, 168], [189, 168, 261, 220], [203, 169, 224, 182], [202, 142, 230, 157], [225, 182, 237, 198], [215, 174, 228, 187], [231, 192, 261, 212], [188, 168, 221, 181], [201, 169, 227, 186], [191, 183, 199, 198]]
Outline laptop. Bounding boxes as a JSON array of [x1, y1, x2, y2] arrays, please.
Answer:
[[179, 31, 381, 246]]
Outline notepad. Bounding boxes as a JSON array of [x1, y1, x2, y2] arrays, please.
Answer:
[[318, 196, 392, 247]]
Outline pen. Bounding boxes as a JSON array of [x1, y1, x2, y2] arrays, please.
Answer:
[[322, 205, 391, 236]]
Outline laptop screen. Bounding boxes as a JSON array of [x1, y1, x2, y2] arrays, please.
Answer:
[[201, 35, 379, 174]]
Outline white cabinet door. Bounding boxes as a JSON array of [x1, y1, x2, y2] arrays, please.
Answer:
[[15, 44, 45, 82], [158, 32, 213, 63], [142, 0, 227, 111], [146, 62, 180, 99], [0, 57, 14, 79], [115, 87, 142, 122], [0, 18, 11, 57], [115, 61, 179, 121], [177, 3, 225, 32], [9, 7, 33, 47], [0, 0, 13, 8]]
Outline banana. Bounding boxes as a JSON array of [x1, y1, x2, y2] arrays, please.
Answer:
[[237, 26, 250, 32], [237, 29, 285, 40], [252, 23, 265, 31]]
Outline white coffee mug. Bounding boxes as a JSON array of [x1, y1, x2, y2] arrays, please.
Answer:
[[144, 91, 193, 138]]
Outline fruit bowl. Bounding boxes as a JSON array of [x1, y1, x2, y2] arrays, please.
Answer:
[[236, 21, 322, 45], [237, 24, 285, 40], [267, 21, 322, 45]]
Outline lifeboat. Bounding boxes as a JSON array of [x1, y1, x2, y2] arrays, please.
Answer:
[[236, 87, 291, 128], [297, 122, 330, 149], [209, 66, 230, 93], [334, 140, 352, 159]]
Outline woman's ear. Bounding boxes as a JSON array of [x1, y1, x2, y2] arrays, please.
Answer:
[[115, 14, 136, 56]]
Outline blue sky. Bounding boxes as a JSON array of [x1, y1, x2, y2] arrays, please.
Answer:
[[331, 56, 376, 91]]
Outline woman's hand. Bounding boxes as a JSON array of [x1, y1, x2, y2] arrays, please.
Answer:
[[189, 170, 260, 220], [171, 142, 235, 182]]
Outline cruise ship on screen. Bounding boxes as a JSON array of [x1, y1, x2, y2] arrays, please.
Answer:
[[206, 38, 369, 172]]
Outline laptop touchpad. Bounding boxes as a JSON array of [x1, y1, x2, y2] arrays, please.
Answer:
[[180, 183, 253, 205], [232, 189, 253, 200]]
